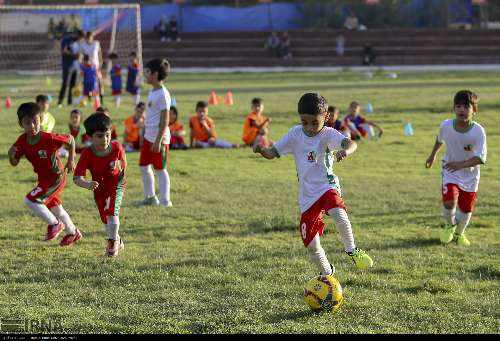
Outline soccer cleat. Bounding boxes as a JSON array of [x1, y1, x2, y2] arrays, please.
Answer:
[[106, 238, 124, 257], [159, 200, 173, 207], [347, 248, 373, 270], [44, 221, 65, 241], [142, 195, 160, 206], [454, 233, 471, 247], [59, 228, 82, 247], [440, 225, 456, 244]]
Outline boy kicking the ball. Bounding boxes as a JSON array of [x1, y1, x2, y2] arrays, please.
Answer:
[[73, 112, 127, 257], [425, 90, 487, 246], [253, 93, 373, 277]]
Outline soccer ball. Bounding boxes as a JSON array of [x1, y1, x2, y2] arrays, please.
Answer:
[[304, 275, 343, 312]]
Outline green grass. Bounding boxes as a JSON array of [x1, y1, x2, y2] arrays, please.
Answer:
[[0, 70, 498, 334]]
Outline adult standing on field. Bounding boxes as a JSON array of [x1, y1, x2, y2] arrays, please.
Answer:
[[80, 31, 104, 104], [57, 30, 84, 108]]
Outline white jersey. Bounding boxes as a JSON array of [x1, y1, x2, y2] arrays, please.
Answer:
[[437, 119, 487, 192], [274, 126, 347, 213], [144, 85, 171, 144], [80, 40, 101, 68]]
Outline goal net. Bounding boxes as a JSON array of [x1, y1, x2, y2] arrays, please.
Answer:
[[0, 4, 142, 76]]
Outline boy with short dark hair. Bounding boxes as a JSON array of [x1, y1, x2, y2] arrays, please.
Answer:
[[343, 101, 383, 140], [242, 97, 272, 148], [425, 90, 487, 246], [109, 52, 122, 108], [139, 58, 172, 207], [74, 112, 127, 257], [35, 94, 56, 133], [126, 52, 141, 105], [8, 102, 81, 247], [253, 93, 373, 277], [123, 102, 146, 152]]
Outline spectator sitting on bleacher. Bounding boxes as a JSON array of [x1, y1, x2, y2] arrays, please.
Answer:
[[167, 15, 181, 43], [278, 31, 292, 60], [344, 11, 359, 30], [155, 15, 169, 43], [55, 18, 68, 40], [265, 31, 280, 57]]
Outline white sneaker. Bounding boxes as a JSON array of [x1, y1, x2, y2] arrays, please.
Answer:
[[160, 200, 173, 207]]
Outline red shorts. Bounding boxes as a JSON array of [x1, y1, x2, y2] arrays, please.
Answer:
[[442, 183, 477, 213], [299, 189, 346, 247], [112, 89, 122, 96], [26, 173, 66, 209], [94, 185, 125, 224], [139, 139, 169, 170]]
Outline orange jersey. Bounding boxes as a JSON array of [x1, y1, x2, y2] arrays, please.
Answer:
[[189, 116, 217, 142], [123, 115, 142, 143], [242, 111, 267, 145], [169, 120, 184, 135]]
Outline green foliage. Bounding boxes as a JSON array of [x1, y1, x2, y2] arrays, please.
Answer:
[[0, 70, 498, 333]]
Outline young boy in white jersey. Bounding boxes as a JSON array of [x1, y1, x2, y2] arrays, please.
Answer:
[[425, 90, 487, 246], [254, 93, 373, 277], [139, 58, 172, 207]]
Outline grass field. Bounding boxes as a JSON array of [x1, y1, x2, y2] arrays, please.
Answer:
[[0, 70, 498, 334]]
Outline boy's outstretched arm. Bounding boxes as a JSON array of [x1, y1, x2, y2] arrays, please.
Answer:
[[8, 146, 20, 166], [335, 138, 357, 162], [254, 144, 279, 160], [73, 176, 99, 191], [425, 139, 443, 168], [65, 135, 76, 174]]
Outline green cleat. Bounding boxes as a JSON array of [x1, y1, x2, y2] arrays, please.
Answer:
[[454, 233, 471, 247], [440, 225, 456, 244], [347, 248, 373, 270]]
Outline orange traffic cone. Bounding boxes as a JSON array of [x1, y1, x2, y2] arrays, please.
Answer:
[[92, 96, 101, 111], [224, 91, 234, 106], [208, 90, 219, 105], [5, 96, 12, 109]]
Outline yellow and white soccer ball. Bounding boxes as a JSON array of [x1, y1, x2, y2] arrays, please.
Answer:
[[304, 275, 343, 312]]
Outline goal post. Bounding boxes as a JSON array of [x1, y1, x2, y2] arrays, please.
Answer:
[[0, 3, 142, 75]]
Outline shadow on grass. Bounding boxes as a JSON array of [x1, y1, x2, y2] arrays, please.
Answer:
[[470, 266, 500, 281], [375, 238, 441, 250], [401, 280, 452, 295], [267, 309, 315, 323]]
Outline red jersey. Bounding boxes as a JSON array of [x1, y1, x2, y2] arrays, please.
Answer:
[[74, 141, 126, 191], [13, 132, 70, 180]]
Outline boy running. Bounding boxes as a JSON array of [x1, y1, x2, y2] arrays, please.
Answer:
[[74, 112, 127, 257], [425, 90, 487, 246], [8, 102, 81, 246]]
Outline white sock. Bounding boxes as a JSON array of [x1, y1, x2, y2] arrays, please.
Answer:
[[106, 215, 120, 240], [328, 207, 356, 253], [134, 93, 140, 105], [140, 165, 156, 199], [155, 169, 171, 203], [306, 234, 333, 276], [455, 209, 472, 235], [114, 95, 121, 108], [50, 205, 76, 234], [443, 206, 457, 226], [24, 197, 58, 225]]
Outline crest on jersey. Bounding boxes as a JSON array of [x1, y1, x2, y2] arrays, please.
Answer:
[[464, 144, 473, 151], [38, 150, 47, 159], [307, 151, 317, 163]]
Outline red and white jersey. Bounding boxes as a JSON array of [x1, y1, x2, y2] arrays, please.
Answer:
[[437, 119, 487, 192], [13, 132, 69, 180], [144, 85, 171, 144], [74, 141, 126, 191], [273, 126, 347, 213]]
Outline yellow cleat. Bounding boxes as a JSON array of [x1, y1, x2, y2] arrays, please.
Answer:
[[440, 225, 456, 244]]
